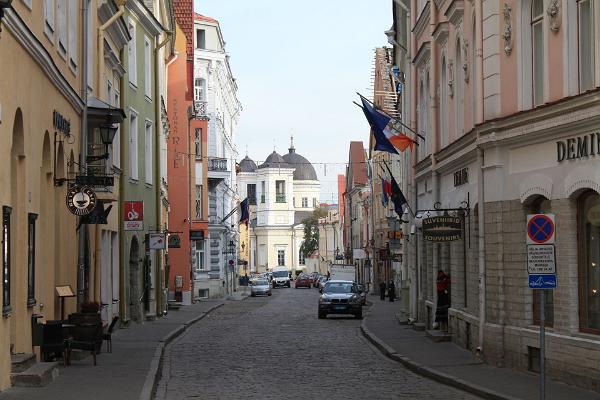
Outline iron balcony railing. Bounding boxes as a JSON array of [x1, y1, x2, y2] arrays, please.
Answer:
[[276, 194, 286, 203], [194, 101, 209, 120], [208, 157, 228, 172]]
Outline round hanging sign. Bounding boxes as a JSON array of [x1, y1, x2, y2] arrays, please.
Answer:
[[66, 185, 98, 216]]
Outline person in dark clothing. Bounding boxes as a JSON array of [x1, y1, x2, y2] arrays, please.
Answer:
[[379, 281, 386, 300], [387, 280, 396, 302], [435, 270, 451, 331]]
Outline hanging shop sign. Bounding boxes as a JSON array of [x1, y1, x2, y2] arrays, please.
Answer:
[[422, 216, 463, 242], [124, 201, 144, 231], [148, 233, 166, 250], [75, 175, 114, 187], [66, 185, 97, 216], [168, 234, 181, 248]]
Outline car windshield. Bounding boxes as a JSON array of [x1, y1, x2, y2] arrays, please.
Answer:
[[324, 282, 353, 294], [254, 280, 268, 286], [272, 271, 288, 278]]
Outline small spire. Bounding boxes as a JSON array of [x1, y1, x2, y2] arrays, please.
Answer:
[[245, 145, 248, 157], [273, 138, 276, 152], [289, 134, 295, 153]]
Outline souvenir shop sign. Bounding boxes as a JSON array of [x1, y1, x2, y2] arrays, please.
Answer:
[[422, 216, 463, 242]]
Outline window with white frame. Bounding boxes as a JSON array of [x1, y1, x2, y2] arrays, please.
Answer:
[[144, 37, 151, 98], [130, 111, 139, 180], [440, 56, 448, 149], [68, 0, 77, 69], [194, 240, 206, 270], [194, 128, 201, 160], [277, 250, 285, 266], [44, 0, 55, 39], [196, 29, 206, 49], [302, 197, 308, 208], [57, 0, 67, 55], [128, 19, 137, 86], [578, 0, 595, 92], [531, 0, 544, 106], [299, 248, 305, 265], [195, 185, 202, 220], [144, 121, 153, 184], [194, 78, 206, 101]]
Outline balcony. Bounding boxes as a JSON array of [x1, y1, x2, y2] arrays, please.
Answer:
[[208, 157, 229, 180], [194, 101, 209, 120], [275, 194, 286, 203]]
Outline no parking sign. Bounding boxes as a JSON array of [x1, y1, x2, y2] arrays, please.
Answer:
[[526, 214, 556, 289]]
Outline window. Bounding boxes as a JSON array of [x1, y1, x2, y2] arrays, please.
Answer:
[[130, 112, 138, 180], [144, 37, 152, 98], [578, 0, 595, 91], [128, 19, 137, 86], [195, 184, 204, 219], [27, 214, 37, 307], [2, 206, 11, 316], [196, 29, 206, 49], [532, 0, 544, 106], [275, 180, 285, 203], [455, 40, 464, 135], [44, 0, 55, 38], [313, 198, 318, 208], [144, 121, 153, 184], [194, 78, 206, 102], [247, 184, 256, 205], [260, 181, 266, 203], [440, 57, 448, 149], [531, 198, 553, 327], [57, 0, 67, 55], [299, 249, 305, 265], [277, 250, 285, 266], [302, 197, 308, 208], [113, 91, 121, 168], [194, 128, 201, 160], [194, 240, 206, 270], [578, 191, 600, 333], [68, 0, 77, 69]]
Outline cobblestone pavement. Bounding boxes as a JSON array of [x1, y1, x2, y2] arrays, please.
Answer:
[[155, 287, 480, 400]]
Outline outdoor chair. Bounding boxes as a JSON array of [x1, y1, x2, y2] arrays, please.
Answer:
[[67, 316, 103, 366], [40, 322, 69, 366], [103, 316, 119, 353]]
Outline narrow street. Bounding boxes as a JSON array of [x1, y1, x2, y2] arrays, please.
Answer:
[[155, 288, 479, 400]]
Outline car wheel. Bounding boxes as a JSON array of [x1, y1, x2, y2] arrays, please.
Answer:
[[318, 312, 326, 319], [251, 293, 255, 297], [268, 292, 272, 296], [355, 309, 363, 319]]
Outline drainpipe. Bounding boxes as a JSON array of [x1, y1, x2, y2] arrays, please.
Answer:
[[409, 0, 419, 322], [475, 0, 484, 123], [78, 0, 89, 308], [477, 146, 486, 354]]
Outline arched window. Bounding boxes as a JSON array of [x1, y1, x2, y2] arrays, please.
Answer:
[[455, 38, 464, 136], [532, 0, 544, 106], [578, 0, 595, 91], [440, 57, 448, 149], [578, 190, 600, 333]]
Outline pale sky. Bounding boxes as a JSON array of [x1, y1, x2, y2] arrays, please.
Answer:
[[193, 0, 390, 202]]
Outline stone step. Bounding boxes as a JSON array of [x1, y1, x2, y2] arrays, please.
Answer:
[[168, 302, 182, 310], [11, 353, 36, 373], [10, 362, 59, 387], [412, 322, 426, 331], [426, 329, 452, 342], [395, 313, 409, 325]]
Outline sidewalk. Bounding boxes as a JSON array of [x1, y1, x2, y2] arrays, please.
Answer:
[[0, 300, 225, 400], [362, 299, 600, 400]]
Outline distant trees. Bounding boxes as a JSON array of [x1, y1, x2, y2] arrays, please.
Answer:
[[299, 206, 328, 259]]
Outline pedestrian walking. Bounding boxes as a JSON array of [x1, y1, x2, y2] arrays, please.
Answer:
[[435, 270, 451, 331], [379, 281, 386, 300], [387, 280, 396, 302]]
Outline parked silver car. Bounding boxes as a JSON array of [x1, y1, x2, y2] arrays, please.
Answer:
[[250, 279, 272, 297]]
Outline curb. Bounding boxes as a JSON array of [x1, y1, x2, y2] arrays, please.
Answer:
[[139, 303, 225, 400], [360, 318, 521, 400]]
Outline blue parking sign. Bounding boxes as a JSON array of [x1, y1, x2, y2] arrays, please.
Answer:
[[528, 274, 557, 289]]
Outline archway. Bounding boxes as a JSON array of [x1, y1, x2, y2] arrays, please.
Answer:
[[129, 236, 141, 322]]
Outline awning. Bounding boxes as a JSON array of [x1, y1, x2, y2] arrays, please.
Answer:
[[87, 97, 126, 125]]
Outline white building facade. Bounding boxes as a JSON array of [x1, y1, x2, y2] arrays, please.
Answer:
[[193, 14, 241, 298]]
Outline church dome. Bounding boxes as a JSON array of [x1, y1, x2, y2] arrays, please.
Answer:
[[258, 151, 291, 169], [239, 155, 257, 172], [283, 144, 318, 181]]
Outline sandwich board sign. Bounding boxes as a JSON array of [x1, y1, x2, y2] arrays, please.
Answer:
[[526, 214, 556, 289]]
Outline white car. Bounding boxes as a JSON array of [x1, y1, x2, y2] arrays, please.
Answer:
[[271, 267, 291, 288]]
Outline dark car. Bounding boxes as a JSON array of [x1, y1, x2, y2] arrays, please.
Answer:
[[308, 272, 320, 287], [318, 280, 363, 319], [295, 274, 311, 289]]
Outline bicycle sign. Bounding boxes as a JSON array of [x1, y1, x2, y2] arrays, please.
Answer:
[[124, 201, 144, 231]]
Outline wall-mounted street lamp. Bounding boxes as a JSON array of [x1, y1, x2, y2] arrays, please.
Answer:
[[0, 0, 12, 33], [86, 124, 117, 163]]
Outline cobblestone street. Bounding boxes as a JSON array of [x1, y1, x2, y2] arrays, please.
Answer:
[[155, 287, 480, 399]]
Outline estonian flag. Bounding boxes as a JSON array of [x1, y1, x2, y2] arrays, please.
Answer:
[[239, 198, 249, 227], [359, 95, 416, 154]]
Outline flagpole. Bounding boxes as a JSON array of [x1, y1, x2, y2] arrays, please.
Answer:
[[356, 93, 425, 141], [382, 160, 415, 218]]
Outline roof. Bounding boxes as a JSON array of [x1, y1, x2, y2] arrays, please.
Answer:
[[348, 141, 367, 186], [258, 151, 292, 169], [173, 0, 194, 59], [239, 156, 257, 173], [194, 13, 218, 24], [282, 146, 318, 181]]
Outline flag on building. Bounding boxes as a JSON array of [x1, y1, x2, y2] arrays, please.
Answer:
[[239, 198, 249, 227], [381, 178, 389, 207], [359, 95, 417, 155], [389, 175, 408, 218]]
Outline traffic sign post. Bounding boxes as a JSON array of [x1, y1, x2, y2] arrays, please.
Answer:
[[526, 214, 556, 400]]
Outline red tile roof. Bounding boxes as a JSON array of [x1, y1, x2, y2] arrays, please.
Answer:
[[173, 0, 193, 60], [194, 13, 219, 24]]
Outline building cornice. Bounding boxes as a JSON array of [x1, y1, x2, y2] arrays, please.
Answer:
[[104, 39, 126, 77], [4, 8, 84, 112], [126, 0, 164, 37], [413, 41, 431, 67], [99, 2, 130, 49], [412, 1, 430, 38], [433, 21, 449, 45], [444, 0, 464, 26]]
